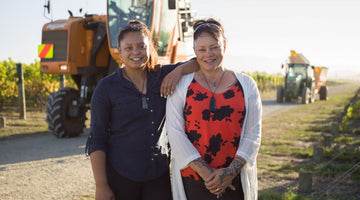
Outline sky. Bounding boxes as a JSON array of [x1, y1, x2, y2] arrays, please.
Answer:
[[1, 0, 359, 80]]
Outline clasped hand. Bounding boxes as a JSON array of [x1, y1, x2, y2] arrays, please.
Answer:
[[204, 168, 236, 196]]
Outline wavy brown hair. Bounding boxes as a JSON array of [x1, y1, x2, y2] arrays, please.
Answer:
[[117, 20, 159, 71]]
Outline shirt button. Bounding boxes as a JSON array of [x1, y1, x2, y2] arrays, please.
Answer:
[[151, 121, 154, 124], [146, 97, 149, 100], [151, 158, 154, 161], [151, 133, 154, 136], [150, 109, 154, 112]]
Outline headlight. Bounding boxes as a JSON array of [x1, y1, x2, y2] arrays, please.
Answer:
[[60, 65, 68, 71]]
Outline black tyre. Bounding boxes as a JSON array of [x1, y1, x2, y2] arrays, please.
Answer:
[[45, 92, 55, 131], [319, 86, 328, 100], [276, 86, 284, 103], [45, 88, 86, 137], [301, 87, 310, 104]]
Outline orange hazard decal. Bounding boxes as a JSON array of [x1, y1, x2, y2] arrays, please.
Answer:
[[38, 44, 54, 58]]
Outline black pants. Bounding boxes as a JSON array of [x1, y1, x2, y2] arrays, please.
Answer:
[[182, 175, 244, 200], [106, 164, 172, 200]]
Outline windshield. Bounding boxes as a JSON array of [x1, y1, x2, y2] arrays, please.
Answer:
[[288, 64, 307, 77], [108, 0, 153, 48]]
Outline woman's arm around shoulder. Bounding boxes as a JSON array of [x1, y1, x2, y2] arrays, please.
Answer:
[[160, 58, 199, 97]]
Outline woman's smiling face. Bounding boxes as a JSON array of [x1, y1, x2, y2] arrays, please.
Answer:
[[119, 31, 150, 69], [193, 32, 225, 72]]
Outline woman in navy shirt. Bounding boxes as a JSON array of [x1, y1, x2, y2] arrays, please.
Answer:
[[86, 20, 198, 200]]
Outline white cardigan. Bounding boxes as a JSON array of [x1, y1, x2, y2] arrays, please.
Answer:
[[166, 71, 262, 200]]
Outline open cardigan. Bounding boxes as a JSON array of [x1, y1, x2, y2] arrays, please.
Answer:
[[166, 71, 262, 200]]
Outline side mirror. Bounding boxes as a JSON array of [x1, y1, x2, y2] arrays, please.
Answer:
[[168, 0, 176, 9], [281, 64, 284, 69]]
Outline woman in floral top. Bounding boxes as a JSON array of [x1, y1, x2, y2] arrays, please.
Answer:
[[166, 18, 262, 200]]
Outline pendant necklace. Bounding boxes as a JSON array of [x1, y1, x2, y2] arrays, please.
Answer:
[[201, 70, 225, 112], [123, 69, 148, 109]]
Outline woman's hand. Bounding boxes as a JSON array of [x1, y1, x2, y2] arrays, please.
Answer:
[[95, 184, 115, 200], [205, 168, 236, 195], [160, 67, 182, 97], [90, 151, 114, 200], [160, 58, 199, 97], [205, 156, 246, 195]]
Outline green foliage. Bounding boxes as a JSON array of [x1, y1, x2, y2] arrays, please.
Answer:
[[22, 61, 60, 108], [318, 163, 345, 177], [282, 190, 306, 200], [280, 162, 295, 174], [333, 136, 351, 144], [292, 148, 313, 158], [259, 188, 309, 200], [339, 99, 360, 133], [321, 146, 360, 180], [0, 59, 18, 107], [317, 162, 360, 181], [259, 189, 283, 200], [268, 162, 280, 167], [248, 73, 284, 92], [0, 59, 75, 110]]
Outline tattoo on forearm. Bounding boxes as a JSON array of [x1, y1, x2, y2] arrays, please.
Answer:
[[230, 157, 246, 175], [192, 158, 214, 173], [219, 157, 247, 182]]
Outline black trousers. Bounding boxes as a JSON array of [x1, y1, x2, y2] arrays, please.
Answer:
[[182, 175, 244, 200], [106, 164, 172, 200]]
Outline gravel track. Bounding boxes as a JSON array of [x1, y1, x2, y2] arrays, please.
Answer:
[[0, 131, 94, 200]]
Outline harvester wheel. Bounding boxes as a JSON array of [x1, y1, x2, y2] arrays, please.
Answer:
[[301, 87, 310, 104], [45, 92, 55, 132], [276, 86, 284, 103], [319, 86, 328, 100], [45, 88, 86, 138]]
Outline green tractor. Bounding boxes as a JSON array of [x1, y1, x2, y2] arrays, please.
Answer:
[[277, 51, 328, 104]]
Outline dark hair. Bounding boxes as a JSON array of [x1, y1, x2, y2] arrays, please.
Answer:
[[117, 20, 159, 71], [193, 18, 226, 45]]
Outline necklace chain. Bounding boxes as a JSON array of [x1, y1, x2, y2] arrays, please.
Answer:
[[123, 68, 148, 109], [123, 68, 146, 95], [201, 70, 225, 95], [200, 70, 226, 112]]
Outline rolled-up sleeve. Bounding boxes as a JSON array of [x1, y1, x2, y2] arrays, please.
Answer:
[[86, 79, 111, 155], [166, 74, 201, 169], [236, 75, 262, 167]]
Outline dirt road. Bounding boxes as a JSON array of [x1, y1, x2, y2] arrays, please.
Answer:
[[262, 83, 357, 118], [0, 84, 356, 199], [0, 131, 93, 200]]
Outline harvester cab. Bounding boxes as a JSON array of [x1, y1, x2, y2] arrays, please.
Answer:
[[277, 50, 328, 104], [38, 0, 195, 138]]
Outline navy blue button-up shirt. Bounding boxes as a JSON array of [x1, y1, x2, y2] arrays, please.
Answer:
[[87, 64, 178, 181]]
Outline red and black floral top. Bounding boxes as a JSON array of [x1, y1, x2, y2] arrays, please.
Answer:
[[181, 79, 246, 180]]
